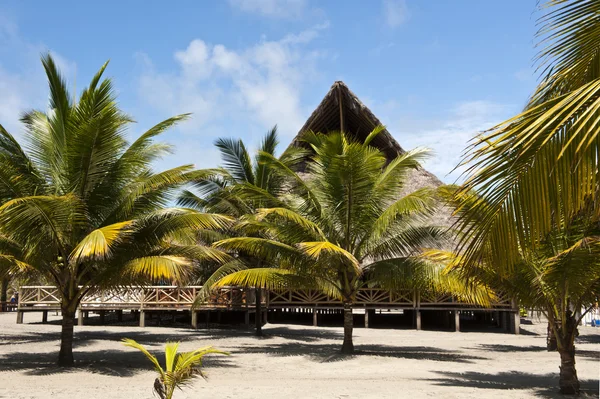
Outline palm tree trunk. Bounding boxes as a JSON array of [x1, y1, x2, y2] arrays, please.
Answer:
[[341, 303, 354, 354], [558, 344, 579, 394], [0, 278, 8, 312], [58, 307, 76, 366], [557, 313, 579, 394], [255, 288, 262, 337], [547, 320, 557, 351]]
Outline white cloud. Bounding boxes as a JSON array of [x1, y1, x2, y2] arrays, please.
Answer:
[[228, 0, 308, 18], [137, 23, 329, 139], [383, 0, 409, 28], [382, 100, 514, 183]]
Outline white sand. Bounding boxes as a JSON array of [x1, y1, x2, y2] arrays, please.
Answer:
[[0, 312, 598, 398]]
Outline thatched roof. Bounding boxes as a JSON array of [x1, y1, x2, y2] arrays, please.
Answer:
[[290, 81, 445, 196]]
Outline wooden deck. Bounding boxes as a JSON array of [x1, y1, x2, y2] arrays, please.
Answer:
[[14, 285, 520, 333]]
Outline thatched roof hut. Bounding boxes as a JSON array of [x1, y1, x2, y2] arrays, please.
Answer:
[[290, 81, 447, 201]]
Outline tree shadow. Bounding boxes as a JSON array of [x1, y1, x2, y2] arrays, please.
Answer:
[[0, 347, 236, 377], [258, 326, 344, 342], [233, 342, 487, 364], [517, 327, 541, 336], [424, 370, 600, 398], [476, 344, 546, 353], [577, 333, 600, 345], [475, 344, 599, 360]]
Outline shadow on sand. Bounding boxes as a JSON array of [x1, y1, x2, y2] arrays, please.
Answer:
[[232, 341, 487, 364], [424, 370, 600, 398], [0, 348, 236, 377], [0, 327, 244, 377], [0, 324, 487, 378], [476, 343, 600, 360]]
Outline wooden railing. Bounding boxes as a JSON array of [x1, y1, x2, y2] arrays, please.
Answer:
[[18, 286, 258, 310], [18, 286, 513, 311], [267, 289, 513, 310]]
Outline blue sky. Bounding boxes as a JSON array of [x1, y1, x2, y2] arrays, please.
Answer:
[[0, 0, 539, 182]]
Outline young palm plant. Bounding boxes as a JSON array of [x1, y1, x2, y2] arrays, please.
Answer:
[[0, 55, 231, 366], [212, 129, 491, 353], [182, 127, 306, 336], [122, 338, 228, 399]]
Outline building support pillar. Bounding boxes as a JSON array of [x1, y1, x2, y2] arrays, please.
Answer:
[[244, 310, 250, 329], [77, 309, 84, 326], [512, 310, 520, 335], [511, 299, 520, 335], [117, 310, 123, 322], [99, 310, 106, 324], [42, 310, 48, 324], [416, 310, 422, 331], [139, 310, 145, 327], [313, 308, 318, 327], [454, 310, 460, 332], [364, 308, 369, 328], [16, 310, 23, 324], [191, 311, 198, 329]]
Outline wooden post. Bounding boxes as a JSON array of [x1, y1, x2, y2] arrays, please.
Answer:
[[313, 308, 318, 327], [454, 310, 460, 332], [263, 308, 268, 324], [77, 309, 84, 326], [416, 310, 422, 330], [16, 310, 23, 324], [139, 310, 145, 327], [191, 311, 198, 329], [511, 299, 520, 335], [364, 308, 369, 328], [42, 310, 48, 324], [512, 311, 520, 335], [244, 310, 250, 329]]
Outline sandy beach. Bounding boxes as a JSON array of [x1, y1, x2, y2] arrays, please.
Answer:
[[0, 312, 598, 398]]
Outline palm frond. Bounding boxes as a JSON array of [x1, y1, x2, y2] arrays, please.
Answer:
[[215, 137, 254, 184], [70, 221, 133, 264]]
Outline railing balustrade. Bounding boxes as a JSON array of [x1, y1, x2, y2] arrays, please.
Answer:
[[17, 286, 512, 311]]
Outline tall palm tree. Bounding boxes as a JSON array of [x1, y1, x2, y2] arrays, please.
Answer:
[[212, 130, 491, 353], [455, 0, 600, 270], [0, 55, 231, 366], [182, 127, 306, 336], [442, 187, 600, 394], [122, 338, 228, 399]]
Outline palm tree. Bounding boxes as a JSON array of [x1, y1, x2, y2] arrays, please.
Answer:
[[0, 55, 231, 366], [182, 127, 306, 336], [455, 0, 600, 270], [212, 129, 491, 353], [442, 187, 600, 394], [122, 338, 228, 399]]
